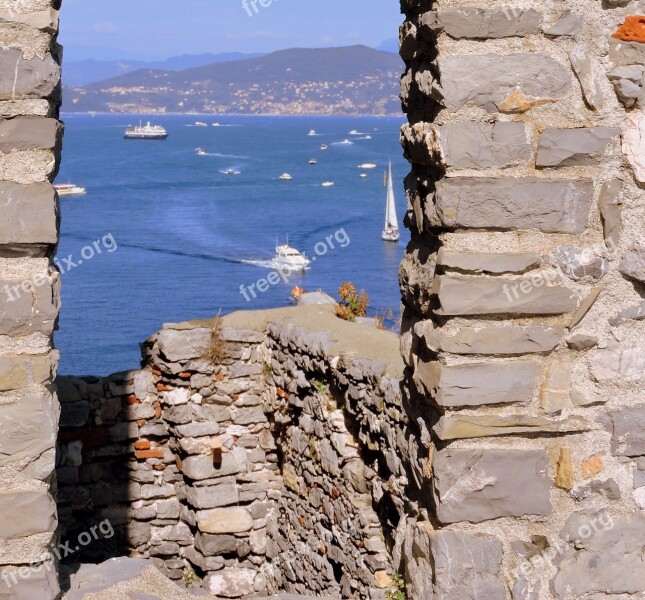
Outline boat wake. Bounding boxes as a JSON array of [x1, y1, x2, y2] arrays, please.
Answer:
[[331, 139, 354, 146], [196, 151, 250, 159], [241, 258, 311, 271]]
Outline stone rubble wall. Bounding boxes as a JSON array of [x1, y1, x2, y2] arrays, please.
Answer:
[[56, 307, 407, 599], [399, 1, 645, 598], [0, 1, 62, 599]]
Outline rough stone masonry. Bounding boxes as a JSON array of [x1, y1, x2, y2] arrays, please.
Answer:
[[0, 1, 62, 599], [400, 0, 645, 598]]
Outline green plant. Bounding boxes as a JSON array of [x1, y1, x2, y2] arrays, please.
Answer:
[[335, 282, 369, 322], [385, 573, 407, 600], [205, 309, 227, 365], [182, 566, 202, 587], [313, 379, 328, 395], [263, 362, 273, 378]]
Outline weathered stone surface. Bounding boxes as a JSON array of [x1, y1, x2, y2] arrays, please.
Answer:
[[186, 483, 239, 509], [544, 10, 583, 36], [608, 64, 645, 108], [194, 531, 238, 555], [0, 116, 61, 153], [196, 507, 254, 534], [591, 339, 645, 382], [0, 564, 59, 600], [569, 46, 604, 110], [0, 352, 55, 390], [420, 8, 542, 39], [599, 178, 623, 247], [401, 120, 530, 169], [432, 449, 552, 523], [605, 405, 645, 457], [0, 271, 60, 335], [420, 323, 563, 355], [438, 54, 571, 113], [155, 327, 212, 362], [434, 275, 578, 316], [437, 249, 542, 274], [536, 128, 619, 167], [609, 301, 645, 327], [0, 391, 57, 466], [0, 8, 59, 33], [572, 478, 621, 501], [553, 511, 645, 597], [0, 47, 60, 100], [547, 245, 608, 281], [620, 244, 645, 283], [0, 489, 56, 538], [416, 359, 538, 408], [434, 414, 590, 440], [203, 568, 256, 598], [622, 110, 645, 183], [433, 177, 593, 234], [566, 333, 597, 350], [182, 448, 247, 480]]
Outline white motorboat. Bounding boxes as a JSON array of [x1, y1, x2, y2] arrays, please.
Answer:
[[382, 162, 400, 243], [274, 244, 311, 270], [308, 129, 318, 136], [320, 144, 328, 150], [124, 122, 168, 140], [349, 129, 360, 135], [321, 181, 334, 187], [54, 183, 86, 196], [359, 173, 368, 178], [223, 168, 240, 176], [308, 159, 318, 165], [196, 147, 207, 156], [278, 173, 293, 181], [195, 121, 208, 127], [358, 163, 377, 169]]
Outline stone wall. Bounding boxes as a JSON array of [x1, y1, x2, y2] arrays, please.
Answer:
[[399, 1, 645, 598], [56, 306, 408, 599], [0, 1, 62, 599]]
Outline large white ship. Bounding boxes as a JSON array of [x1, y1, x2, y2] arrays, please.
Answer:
[[124, 122, 168, 140]]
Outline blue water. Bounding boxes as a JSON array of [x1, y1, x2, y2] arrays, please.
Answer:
[[55, 114, 409, 376]]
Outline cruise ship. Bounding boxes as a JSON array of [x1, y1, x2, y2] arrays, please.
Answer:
[[124, 122, 168, 140]]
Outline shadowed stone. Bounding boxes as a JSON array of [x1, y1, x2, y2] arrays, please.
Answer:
[[544, 10, 583, 36], [437, 249, 542, 273], [420, 323, 563, 354], [536, 128, 620, 167], [605, 405, 645, 457], [401, 121, 531, 169], [434, 275, 578, 316], [437, 54, 571, 113], [553, 511, 645, 597], [0, 116, 62, 153], [434, 414, 591, 440], [0, 489, 56, 538], [432, 448, 552, 523], [0, 47, 60, 100], [433, 178, 594, 234], [420, 8, 542, 39], [416, 359, 538, 407]]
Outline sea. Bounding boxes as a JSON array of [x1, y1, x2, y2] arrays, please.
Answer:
[[55, 114, 410, 376]]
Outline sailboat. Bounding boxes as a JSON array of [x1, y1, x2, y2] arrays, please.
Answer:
[[382, 162, 400, 242]]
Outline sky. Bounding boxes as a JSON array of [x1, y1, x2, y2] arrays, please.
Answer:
[[58, 0, 403, 62]]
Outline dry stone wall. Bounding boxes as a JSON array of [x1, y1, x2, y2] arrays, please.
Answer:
[[399, 0, 645, 598], [0, 1, 62, 599]]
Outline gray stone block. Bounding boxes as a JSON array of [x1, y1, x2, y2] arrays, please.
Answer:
[[0, 48, 60, 100], [437, 249, 542, 273], [0, 116, 61, 153], [0, 489, 56, 538], [416, 359, 538, 407], [421, 7, 542, 39], [432, 448, 552, 523], [0, 352, 55, 391], [620, 245, 645, 283], [544, 10, 583, 36], [438, 53, 571, 113], [606, 405, 645, 457], [569, 46, 604, 110], [434, 275, 579, 316], [536, 128, 620, 167], [186, 483, 239, 509], [156, 327, 212, 362], [433, 177, 594, 234], [0, 563, 59, 600], [196, 506, 253, 534]]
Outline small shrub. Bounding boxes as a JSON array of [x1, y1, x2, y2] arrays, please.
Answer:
[[313, 379, 328, 395], [205, 309, 227, 365], [335, 282, 369, 322], [182, 566, 201, 587], [385, 573, 407, 600]]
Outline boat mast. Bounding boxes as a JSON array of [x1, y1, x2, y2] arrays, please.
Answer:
[[385, 161, 398, 231]]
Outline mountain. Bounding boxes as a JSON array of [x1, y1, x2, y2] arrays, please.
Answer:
[[64, 45, 403, 116], [63, 53, 264, 88], [376, 38, 399, 54]]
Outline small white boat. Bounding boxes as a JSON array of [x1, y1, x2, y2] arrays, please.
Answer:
[[359, 173, 368, 178], [320, 144, 328, 150], [278, 173, 293, 181], [308, 129, 318, 136], [349, 129, 360, 135], [212, 122, 221, 127], [196, 147, 206, 156], [382, 162, 400, 243], [223, 168, 240, 176], [358, 163, 377, 169], [321, 181, 335, 187], [195, 121, 208, 127], [54, 183, 86, 196], [308, 159, 318, 165], [274, 244, 311, 270], [337, 139, 353, 145]]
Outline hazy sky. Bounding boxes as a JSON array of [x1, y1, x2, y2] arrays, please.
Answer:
[[59, 0, 403, 61]]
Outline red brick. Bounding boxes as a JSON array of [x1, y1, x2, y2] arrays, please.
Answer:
[[178, 371, 192, 380], [135, 449, 164, 460], [134, 439, 151, 451]]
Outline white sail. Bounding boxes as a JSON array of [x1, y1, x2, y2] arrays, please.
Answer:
[[385, 162, 399, 230]]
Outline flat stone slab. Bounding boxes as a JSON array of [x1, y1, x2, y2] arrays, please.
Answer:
[[433, 177, 594, 233], [437, 249, 542, 274], [0, 116, 62, 153], [0, 47, 60, 100], [420, 8, 542, 39], [536, 127, 620, 167], [0, 182, 58, 247]]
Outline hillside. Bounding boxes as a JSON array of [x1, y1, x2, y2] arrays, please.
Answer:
[[64, 45, 403, 115]]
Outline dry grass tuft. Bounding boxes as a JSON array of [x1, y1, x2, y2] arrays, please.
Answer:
[[205, 309, 227, 365]]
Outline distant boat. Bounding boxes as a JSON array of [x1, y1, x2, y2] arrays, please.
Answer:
[[337, 139, 353, 145], [223, 168, 240, 176], [358, 163, 377, 169], [212, 122, 221, 127], [349, 129, 360, 135], [321, 181, 334, 187], [278, 173, 293, 181], [195, 121, 208, 127], [382, 162, 400, 243], [274, 243, 311, 270], [54, 183, 86, 197], [320, 144, 328, 150], [196, 147, 206, 155], [308, 159, 318, 165], [307, 129, 317, 136], [124, 122, 168, 140], [359, 173, 368, 178]]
